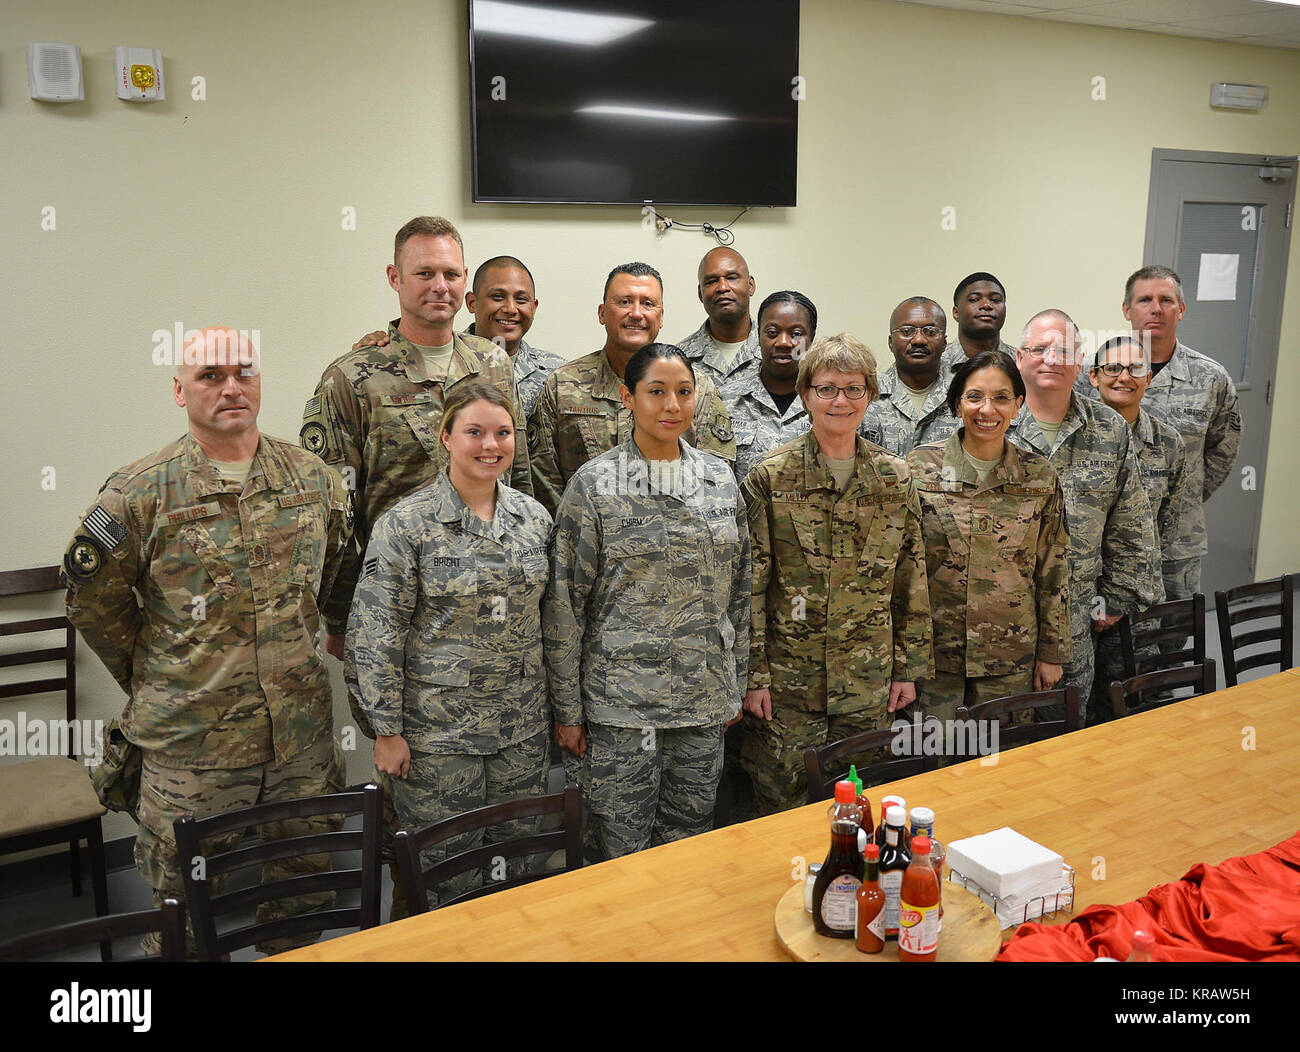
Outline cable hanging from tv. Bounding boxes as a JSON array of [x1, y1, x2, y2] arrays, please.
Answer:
[[648, 206, 750, 246]]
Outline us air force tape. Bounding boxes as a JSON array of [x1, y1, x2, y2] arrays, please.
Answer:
[[301, 422, 328, 456], [64, 536, 104, 582]]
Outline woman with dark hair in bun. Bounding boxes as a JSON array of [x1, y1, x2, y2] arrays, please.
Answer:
[[906, 349, 1071, 730], [544, 343, 750, 863], [726, 290, 818, 482]]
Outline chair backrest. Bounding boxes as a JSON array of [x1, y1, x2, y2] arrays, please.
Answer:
[[954, 686, 1079, 759], [0, 566, 79, 759], [0, 899, 185, 962], [174, 783, 382, 961], [802, 724, 937, 804], [394, 783, 582, 915], [1215, 574, 1294, 687], [1118, 593, 1207, 678], [1109, 661, 1216, 719]]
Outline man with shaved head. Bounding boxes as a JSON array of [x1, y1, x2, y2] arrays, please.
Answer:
[[862, 296, 959, 456], [676, 246, 761, 391], [62, 328, 354, 955], [1005, 310, 1161, 724]]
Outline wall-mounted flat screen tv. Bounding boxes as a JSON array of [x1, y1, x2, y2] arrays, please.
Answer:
[[468, 0, 800, 206]]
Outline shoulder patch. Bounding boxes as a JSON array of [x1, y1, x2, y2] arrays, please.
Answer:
[[300, 422, 328, 456], [711, 422, 734, 442], [82, 505, 128, 553], [64, 536, 104, 582], [303, 395, 321, 418]]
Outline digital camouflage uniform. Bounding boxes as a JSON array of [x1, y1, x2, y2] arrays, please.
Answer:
[[62, 433, 352, 954], [346, 473, 552, 908], [860, 359, 960, 457], [1076, 341, 1241, 599], [1093, 407, 1194, 708], [906, 432, 1072, 727], [942, 339, 1019, 366], [675, 318, 761, 393], [301, 323, 530, 919], [1006, 396, 1162, 725], [720, 367, 810, 485], [526, 348, 737, 517], [543, 437, 750, 864], [741, 432, 934, 814], [465, 324, 565, 420]]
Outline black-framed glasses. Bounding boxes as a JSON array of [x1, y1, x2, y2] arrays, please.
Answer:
[[1094, 361, 1150, 378], [811, 384, 868, 400], [892, 325, 943, 339]]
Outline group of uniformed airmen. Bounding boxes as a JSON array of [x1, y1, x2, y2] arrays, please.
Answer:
[[59, 214, 1241, 953]]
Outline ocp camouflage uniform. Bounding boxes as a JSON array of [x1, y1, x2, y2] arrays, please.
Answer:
[[62, 433, 352, 954], [1006, 397, 1162, 725], [719, 367, 810, 484], [465, 324, 565, 420], [526, 348, 737, 516], [906, 432, 1072, 729], [676, 318, 761, 393], [346, 473, 552, 908], [860, 359, 960, 457], [1093, 407, 1194, 708], [741, 433, 934, 814], [543, 437, 750, 863], [1075, 341, 1241, 598]]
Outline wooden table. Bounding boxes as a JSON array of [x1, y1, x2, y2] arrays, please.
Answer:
[[271, 671, 1300, 961]]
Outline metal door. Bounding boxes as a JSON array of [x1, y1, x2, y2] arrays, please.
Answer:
[[1143, 149, 1295, 594]]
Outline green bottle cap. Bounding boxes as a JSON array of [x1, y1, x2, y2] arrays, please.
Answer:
[[847, 764, 863, 793]]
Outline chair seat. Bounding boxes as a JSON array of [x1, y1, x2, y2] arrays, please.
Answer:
[[0, 757, 107, 837]]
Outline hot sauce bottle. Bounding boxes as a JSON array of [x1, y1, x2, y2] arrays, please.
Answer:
[[855, 844, 886, 954], [897, 836, 941, 962], [846, 765, 873, 853], [878, 805, 911, 939], [811, 781, 864, 938]]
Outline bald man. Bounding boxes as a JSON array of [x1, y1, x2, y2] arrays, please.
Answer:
[[62, 328, 354, 955], [676, 247, 761, 391]]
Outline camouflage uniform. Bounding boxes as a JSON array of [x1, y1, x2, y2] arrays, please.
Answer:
[[906, 431, 1072, 725], [1076, 341, 1241, 598], [675, 318, 761, 393], [465, 324, 565, 420], [1006, 397, 1162, 725], [720, 367, 810, 484], [741, 432, 934, 814], [62, 433, 352, 953], [1093, 408, 1193, 707], [543, 437, 750, 863], [942, 339, 1019, 366], [526, 348, 737, 517], [860, 359, 960, 457], [345, 473, 552, 908]]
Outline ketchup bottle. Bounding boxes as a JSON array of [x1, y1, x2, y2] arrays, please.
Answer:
[[855, 844, 886, 954], [897, 836, 941, 962], [879, 805, 911, 939], [811, 781, 864, 938]]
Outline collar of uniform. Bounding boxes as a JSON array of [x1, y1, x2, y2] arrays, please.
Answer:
[[800, 430, 879, 495], [390, 324, 483, 385], [688, 318, 760, 377], [733, 367, 803, 421], [592, 349, 627, 403], [1163, 340, 1193, 382], [943, 429, 1028, 487], [1010, 394, 1085, 449], [428, 471, 515, 526], [883, 362, 946, 420], [1133, 405, 1155, 446], [616, 433, 707, 502]]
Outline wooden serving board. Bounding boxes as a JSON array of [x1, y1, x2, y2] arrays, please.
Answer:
[[775, 880, 1002, 962]]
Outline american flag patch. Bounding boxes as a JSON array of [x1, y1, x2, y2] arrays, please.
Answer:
[[83, 506, 128, 553], [304, 396, 321, 418]]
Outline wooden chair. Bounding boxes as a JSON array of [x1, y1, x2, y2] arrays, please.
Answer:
[[802, 724, 939, 804], [0, 566, 110, 952], [1215, 574, 1294, 687], [394, 784, 582, 915], [0, 899, 185, 962], [954, 686, 1079, 760], [1109, 662, 1216, 719], [1119, 593, 1208, 678], [174, 783, 382, 962]]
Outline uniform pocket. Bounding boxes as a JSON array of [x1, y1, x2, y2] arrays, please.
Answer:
[[157, 522, 239, 619]]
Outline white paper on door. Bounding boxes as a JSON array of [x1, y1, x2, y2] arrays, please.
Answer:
[[1196, 253, 1239, 301]]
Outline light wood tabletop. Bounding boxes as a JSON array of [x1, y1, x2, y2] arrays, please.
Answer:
[[270, 670, 1300, 962]]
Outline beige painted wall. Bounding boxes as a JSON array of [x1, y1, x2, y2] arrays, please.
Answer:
[[2, 0, 1297, 842]]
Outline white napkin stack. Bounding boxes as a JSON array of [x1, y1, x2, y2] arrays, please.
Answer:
[[946, 826, 1073, 929]]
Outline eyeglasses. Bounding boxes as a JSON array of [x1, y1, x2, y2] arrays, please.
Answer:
[[811, 384, 868, 401], [962, 392, 1018, 408], [1094, 361, 1150, 378], [892, 325, 943, 339]]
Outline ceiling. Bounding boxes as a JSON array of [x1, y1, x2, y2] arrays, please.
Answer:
[[888, 0, 1300, 49]]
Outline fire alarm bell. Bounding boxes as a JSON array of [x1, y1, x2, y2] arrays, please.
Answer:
[[115, 47, 165, 101]]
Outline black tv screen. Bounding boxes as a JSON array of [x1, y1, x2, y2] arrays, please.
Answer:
[[469, 0, 800, 206]]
